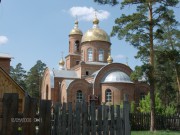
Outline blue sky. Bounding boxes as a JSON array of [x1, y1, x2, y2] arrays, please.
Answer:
[[0, 0, 179, 71]]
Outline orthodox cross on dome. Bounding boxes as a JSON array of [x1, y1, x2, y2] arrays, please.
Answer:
[[94, 9, 98, 19], [74, 15, 79, 29], [93, 9, 99, 28], [61, 51, 64, 58]]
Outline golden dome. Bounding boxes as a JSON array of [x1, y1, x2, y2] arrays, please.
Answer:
[[59, 58, 65, 66], [81, 17, 110, 43], [81, 28, 110, 43], [93, 18, 99, 24], [107, 54, 113, 64], [69, 20, 83, 36]]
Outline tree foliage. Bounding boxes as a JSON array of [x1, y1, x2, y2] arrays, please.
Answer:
[[93, 0, 179, 131], [10, 63, 27, 90], [139, 93, 177, 115], [26, 60, 46, 98]]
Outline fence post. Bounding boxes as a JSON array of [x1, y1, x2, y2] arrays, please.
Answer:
[[1, 93, 19, 135], [123, 94, 131, 135], [38, 100, 52, 135], [22, 96, 38, 135]]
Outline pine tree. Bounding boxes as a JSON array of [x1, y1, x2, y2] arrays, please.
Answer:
[[10, 63, 27, 90], [94, 0, 179, 131], [26, 60, 46, 98]]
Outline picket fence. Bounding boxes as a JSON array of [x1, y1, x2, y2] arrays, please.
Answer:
[[0, 93, 131, 135], [130, 113, 180, 131]]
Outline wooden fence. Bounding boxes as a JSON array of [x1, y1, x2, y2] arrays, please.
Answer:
[[0, 93, 131, 135], [130, 113, 180, 131]]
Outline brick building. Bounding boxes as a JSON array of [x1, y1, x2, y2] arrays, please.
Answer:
[[41, 17, 149, 106]]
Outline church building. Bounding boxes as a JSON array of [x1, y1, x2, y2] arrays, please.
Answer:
[[41, 17, 149, 106]]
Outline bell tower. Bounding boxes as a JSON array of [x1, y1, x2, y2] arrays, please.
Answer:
[[66, 20, 83, 69]]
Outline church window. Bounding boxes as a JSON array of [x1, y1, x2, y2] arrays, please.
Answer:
[[87, 48, 93, 61], [76, 60, 79, 65], [99, 49, 104, 61], [105, 89, 112, 102], [140, 92, 145, 100], [75, 40, 80, 52], [86, 71, 89, 76], [76, 90, 83, 102]]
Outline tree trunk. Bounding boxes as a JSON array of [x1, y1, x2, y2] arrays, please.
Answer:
[[149, 1, 156, 131], [167, 25, 180, 103]]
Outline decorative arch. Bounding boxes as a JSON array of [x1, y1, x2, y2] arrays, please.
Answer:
[[93, 63, 133, 96]]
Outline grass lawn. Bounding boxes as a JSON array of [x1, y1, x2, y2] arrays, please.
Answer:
[[131, 130, 180, 135]]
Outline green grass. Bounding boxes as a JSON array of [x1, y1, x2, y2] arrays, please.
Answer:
[[131, 130, 180, 135]]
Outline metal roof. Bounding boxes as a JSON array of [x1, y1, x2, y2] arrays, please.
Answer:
[[52, 69, 79, 78], [0, 53, 13, 58], [101, 70, 133, 83]]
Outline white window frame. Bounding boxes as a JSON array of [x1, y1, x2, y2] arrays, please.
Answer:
[[87, 48, 93, 61], [105, 89, 112, 102], [99, 49, 104, 61]]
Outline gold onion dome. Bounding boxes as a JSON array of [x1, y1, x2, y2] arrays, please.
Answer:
[[59, 58, 65, 66], [81, 17, 110, 44], [69, 20, 83, 36], [107, 54, 113, 64]]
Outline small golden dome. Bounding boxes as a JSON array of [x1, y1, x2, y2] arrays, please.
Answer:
[[59, 58, 65, 66], [69, 20, 83, 36], [93, 18, 99, 24], [107, 54, 113, 64]]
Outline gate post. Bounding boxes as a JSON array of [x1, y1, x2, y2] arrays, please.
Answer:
[[123, 94, 131, 135], [2, 93, 19, 135]]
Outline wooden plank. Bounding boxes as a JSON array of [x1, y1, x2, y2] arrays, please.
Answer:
[[67, 102, 72, 135], [62, 103, 67, 135], [90, 101, 96, 135], [103, 105, 108, 135], [38, 100, 52, 135], [22, 96, 38, 135], [53, 103, 60, 135], [123, 100, 131, 135], [97, 105, 102, 135], [110, 105, 114, 135], [116, 105, 121, 135], [74, 102, 81, 135], [82, 102, 88, 135], [2, 93, 19, 135]]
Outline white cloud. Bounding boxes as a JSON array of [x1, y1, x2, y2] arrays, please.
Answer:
[[0, 36, 8, 45], [114, 54, 126, 59], [69, 6, 110, 21]]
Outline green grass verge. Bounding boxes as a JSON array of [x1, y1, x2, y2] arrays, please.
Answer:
[[131, 130, 180, 135]]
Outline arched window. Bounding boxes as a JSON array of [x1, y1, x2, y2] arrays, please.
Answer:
[[75, 40, 80, 52], [99, 49, 104, 61], [76, 90, 83, 102], [87, 48, 93, 61], [105, 89, 112, 102]]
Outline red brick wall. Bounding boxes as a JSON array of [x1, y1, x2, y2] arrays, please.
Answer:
[[0, 58, 11, 74]]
